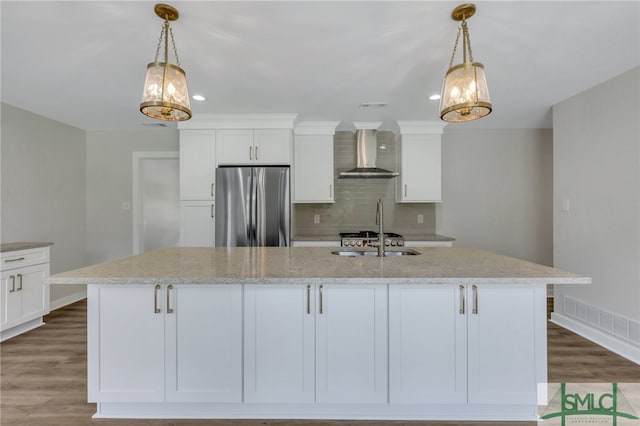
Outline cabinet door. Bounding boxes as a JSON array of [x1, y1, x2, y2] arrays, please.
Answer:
[[397, 134, 441, 202], [165, 285, 242, 402], [179, 130, 215, 200], [87, 285, 165, 402], [15, 264, 49, 323], [216, 129, 253, 164], [316, 284, 388, 404], [180, 200, 215, 246], [244, 284, 315, 403], [389, 284, 467, 404], [467, 284, 546, 405], [0, 272, 18, 329], [254, 129, 291, 164], [293, 134, 334, 203]]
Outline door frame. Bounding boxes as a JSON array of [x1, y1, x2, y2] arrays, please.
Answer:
[[132, 151, 179, 255]]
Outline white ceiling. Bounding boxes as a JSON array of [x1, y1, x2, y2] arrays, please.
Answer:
[[2, 1, 639, 131]]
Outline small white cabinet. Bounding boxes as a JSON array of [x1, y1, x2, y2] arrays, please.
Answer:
[[293, 122, 339, 203], [179, 130, 216, 201], [88, 284, 242, 404], [180, 200, 215, 246], [389, 283, 545, 407], [217, 129, 291, 165], [396, 121, 445, 203], [243, 283, 388, 404], [0, 246, 50, 341]]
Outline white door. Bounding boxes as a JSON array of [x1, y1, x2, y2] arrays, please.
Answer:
[[389, 284, 467, 404], [165, 285, 242, 402], [467, 284, 545, 405], [253, 129, 291, 164], [398, 134, 441, 202], [133, 152, 180, 254], [293, 134, 334, 203], [316, 284, 388, 404], [179, 130, 215, 200], [0, 272, 17, 329], [216, 129, 253, 164], [244, 284, 315, 403], [15, 264, 49, 323], [87, 285, 165, 403]]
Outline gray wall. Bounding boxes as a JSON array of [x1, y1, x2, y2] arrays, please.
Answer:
[[1, 103, 87, 305], [437, 128, 554, 266], [553, 68, 640, 350], [86, 129, 178, 264]]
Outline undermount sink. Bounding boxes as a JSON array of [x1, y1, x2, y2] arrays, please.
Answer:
[[331, 248, 421, 257]]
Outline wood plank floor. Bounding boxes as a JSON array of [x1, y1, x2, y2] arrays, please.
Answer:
[[1, 300, 639, 426]]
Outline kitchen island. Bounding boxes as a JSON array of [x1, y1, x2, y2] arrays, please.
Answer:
[[48, 246, 590, 421]]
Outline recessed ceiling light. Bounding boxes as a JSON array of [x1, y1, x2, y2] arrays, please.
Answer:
[[429, 94, 441, 101], [192, 94, 206, 101]]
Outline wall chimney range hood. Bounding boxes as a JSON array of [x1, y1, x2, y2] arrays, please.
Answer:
[[339, 124, 399, 179]]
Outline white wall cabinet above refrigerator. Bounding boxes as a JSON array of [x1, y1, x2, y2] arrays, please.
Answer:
[[396, 121, 446, 203], [217, 129, 291, 165]]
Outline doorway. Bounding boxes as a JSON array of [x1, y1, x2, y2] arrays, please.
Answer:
[[132, 152, 179, 255]]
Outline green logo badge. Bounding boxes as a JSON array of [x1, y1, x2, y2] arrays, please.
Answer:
[[540, 383, 639, 425]]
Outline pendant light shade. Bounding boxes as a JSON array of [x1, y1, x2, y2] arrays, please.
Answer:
[[440, 4, 492, 122], [140, 4, 191, 122]]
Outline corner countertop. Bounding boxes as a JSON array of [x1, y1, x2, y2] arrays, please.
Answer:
[[47, 246, 590, 286], [1, 242, 54, 253]]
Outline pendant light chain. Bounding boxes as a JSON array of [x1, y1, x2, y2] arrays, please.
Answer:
[[168, 26, 181, 67], [463, 19, 475, 63], [447, 25, 462, 69], [151, 20, 180, 67], [447, 17, 476, 69], [152, 23, 165, 62]]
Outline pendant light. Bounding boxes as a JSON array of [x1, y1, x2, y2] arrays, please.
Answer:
[[439, 3, 492, 122], [140, 4, 191, 121]]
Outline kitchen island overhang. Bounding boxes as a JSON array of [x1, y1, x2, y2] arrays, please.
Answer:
[[48, 246, 590, 421]]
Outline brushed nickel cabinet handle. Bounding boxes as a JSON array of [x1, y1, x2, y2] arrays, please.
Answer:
[[4, 257, 25, 263], [255, 146, 259, 160], [404, 184, 408, 198], [211, 204, 214, 218], [306, 285, 311, 314], [459, 285, 465, 315], [9, 275, 15, 293], [472, 285, 478, 314], [319, 285, 324, 315], [329, 184, 332, 198], [167, 285, 174, 314], [211, 183, 215, 197], [249, 146, 253, 160], [17, 274, 23, 291], [154, 284, 161, 314]]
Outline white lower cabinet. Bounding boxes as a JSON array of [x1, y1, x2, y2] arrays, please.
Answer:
[[389, 283, 546, 407], [243, 283, 388, 404], [88, 284, 242, 404]]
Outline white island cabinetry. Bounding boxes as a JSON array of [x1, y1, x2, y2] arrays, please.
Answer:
[[244, 283, 387, 404], [88, 284, 242, 404]]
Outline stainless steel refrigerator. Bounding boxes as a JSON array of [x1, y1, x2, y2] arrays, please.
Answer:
[[215, 166, 290, 247]]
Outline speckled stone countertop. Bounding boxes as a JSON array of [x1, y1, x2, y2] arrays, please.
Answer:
[[47, 246, 590, 286], [1, 242, 53, 253]]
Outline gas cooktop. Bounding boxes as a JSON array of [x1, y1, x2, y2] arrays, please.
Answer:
[[339, 231, 404, 248]]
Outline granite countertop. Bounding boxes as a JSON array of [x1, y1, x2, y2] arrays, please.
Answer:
[[47, 246, 590, 286], [1, 242, 54, 253]]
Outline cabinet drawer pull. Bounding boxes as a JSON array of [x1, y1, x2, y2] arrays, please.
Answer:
[[4, 257, 25, 263], [154, 284, 161, 314], [472, 285, 478, 314], [9, 275, 15, 293], [329, 184, 332, 198], [306, 285, 311, 314], [17, 274, 23, 291], [459, 285, 465, 314], [249, 146, 253, 160], [404, 184, 408, 198], [255, 146, 259, 160], [211, 204, 214, 218], [211, 183, 215, 197], [319, 285, 324, 315], [167, 285, 174, 314]]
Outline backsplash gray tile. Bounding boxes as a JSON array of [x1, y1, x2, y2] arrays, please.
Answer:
[[293, 130, 436, 238]]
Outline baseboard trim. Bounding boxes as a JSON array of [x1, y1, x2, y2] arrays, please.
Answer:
[[49, 290, 87, 312], [550, 312, 640, 365]]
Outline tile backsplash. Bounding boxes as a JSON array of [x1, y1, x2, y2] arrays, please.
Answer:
[[293, 130, 436, 238]]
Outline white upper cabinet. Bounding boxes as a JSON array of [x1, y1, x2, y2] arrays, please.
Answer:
[[293, 122, 339, 203], [179, 130, 215, 200], [217, 129, 291, 165], [396, 121, 446, 203]]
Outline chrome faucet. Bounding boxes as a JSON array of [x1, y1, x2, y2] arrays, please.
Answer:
[[374, 198, 385, 257]]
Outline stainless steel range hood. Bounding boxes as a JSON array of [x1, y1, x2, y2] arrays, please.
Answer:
[[339, 129, 399, 179]]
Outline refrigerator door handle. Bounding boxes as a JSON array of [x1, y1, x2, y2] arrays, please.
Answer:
[[254, 168, 267, 246]]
